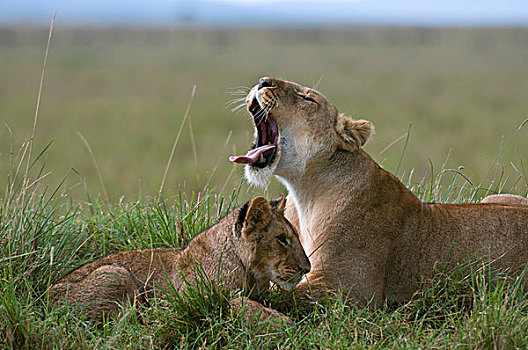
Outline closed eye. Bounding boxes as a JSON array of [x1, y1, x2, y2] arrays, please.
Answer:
[[296, 93, 318, 104], [277, 234, 289, 246]]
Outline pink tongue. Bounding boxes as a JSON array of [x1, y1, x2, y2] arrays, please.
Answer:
[[229, 144, 276, 164]]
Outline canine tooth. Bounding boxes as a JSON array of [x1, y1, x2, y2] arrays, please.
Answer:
[[259, 154, 264, 163]]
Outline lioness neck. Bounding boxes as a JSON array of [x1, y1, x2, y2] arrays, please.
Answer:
[[278, 148, 422, 244]]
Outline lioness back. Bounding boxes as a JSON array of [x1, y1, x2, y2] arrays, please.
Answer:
[[49, 195, 310, 323]]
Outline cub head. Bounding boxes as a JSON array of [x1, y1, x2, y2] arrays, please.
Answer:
[[229, 77, 373, 187], [237, 195, 310, 291]]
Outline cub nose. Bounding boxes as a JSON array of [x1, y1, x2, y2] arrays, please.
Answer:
[[258, 78, 274, 90]]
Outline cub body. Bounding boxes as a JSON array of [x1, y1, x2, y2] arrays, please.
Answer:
[[50, 196, 310, 322]]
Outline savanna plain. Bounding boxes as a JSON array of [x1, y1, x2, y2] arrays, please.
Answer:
[[1, 26, 528, 348]]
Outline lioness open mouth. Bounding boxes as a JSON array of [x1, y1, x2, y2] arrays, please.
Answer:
[[229, 96, 278, 168]]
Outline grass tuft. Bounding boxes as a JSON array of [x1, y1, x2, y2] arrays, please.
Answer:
[[2, 168, 528, 348]]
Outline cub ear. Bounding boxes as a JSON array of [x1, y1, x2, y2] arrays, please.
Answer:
[[335, 114, 373, 152], [268, 194, 286, 215], [242, 196, 272, 237]]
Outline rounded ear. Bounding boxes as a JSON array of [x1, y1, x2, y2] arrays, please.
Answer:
[[335, 114, 373, 152], [242, 196, 272, 237], [269, 194, 286, 215]]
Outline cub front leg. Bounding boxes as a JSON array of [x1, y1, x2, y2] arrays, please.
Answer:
[[229, 296, 293, 325]]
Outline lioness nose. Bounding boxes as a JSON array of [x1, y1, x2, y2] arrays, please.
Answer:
[[258, 78, 273, 90]]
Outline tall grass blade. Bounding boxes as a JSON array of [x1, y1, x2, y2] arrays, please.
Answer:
[[78, 132, 109, 205], [159, 85, 197, 200], [395, 123, 412, 177], [23, 11, 56, 194]]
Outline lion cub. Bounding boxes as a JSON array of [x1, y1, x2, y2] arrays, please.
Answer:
[[49, 195, 310, 323]]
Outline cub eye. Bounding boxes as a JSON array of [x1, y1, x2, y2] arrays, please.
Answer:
[[276, 234, 289, 246], [296, 93, 318, 104]]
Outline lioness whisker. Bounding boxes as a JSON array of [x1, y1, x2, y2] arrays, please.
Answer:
[[228, 98, 248, 113], [226, 97, 246, 107], [232, 104, 247, 113], [227, 86, 251, 96], [254, 109, 268, 126], [260, 103, 275, 123]]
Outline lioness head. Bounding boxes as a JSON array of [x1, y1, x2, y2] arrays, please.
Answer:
[[230, 77, 373, 186], [238, 195, 310, 290]]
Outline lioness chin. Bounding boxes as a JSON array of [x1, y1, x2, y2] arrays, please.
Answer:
[[230, 77, 528, 306], [49, 195, 310, 323]]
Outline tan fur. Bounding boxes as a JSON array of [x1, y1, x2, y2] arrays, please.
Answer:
[[241, 77, 528, 305], [481, 194, 528, 206], [49, 196, 310, 323]]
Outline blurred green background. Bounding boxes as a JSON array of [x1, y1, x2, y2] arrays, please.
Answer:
[[1, 27, 527, 202]]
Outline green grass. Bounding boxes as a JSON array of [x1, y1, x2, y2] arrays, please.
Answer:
[[2, 193, 528, 349], [1, 136, 527, 348], [1, 26, 528, 349]]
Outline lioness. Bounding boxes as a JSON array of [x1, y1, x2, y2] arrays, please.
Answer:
[[49, 195, 310, 322], [230, 77, 528, 306]]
